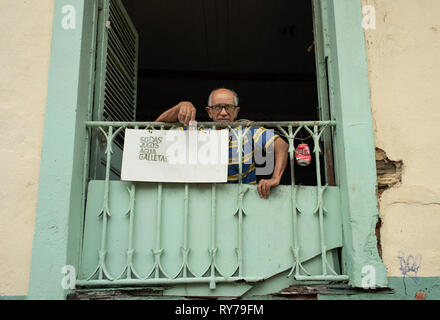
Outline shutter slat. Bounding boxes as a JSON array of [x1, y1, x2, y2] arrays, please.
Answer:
[[105, 75, 135, 115], [104, 89, 133, 120], [106, 56, 135, 92], [104, 95, 132, 121], [104, 84, 135, 119]]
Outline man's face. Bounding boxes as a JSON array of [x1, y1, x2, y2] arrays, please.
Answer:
[[206, 89, 240, 122]]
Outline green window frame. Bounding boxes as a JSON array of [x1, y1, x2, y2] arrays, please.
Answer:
[[28, 0, 386, 299]]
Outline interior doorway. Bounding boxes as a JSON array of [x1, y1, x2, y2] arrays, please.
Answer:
[[123, 0, 323, 185]]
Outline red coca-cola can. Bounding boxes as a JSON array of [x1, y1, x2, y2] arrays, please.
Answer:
[[295, 143, 311, 166]]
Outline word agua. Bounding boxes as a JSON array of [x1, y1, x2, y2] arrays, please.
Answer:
[[139, 136, 168, 162]]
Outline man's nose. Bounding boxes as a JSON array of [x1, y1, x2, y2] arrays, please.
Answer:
[[220, 108, 228, 116]]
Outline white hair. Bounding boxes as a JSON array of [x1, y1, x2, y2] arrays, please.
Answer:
[[208, 88, 239, 107]]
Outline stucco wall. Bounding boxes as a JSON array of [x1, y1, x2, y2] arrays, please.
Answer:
[[363, 0, 440, 277], [0, 0, 54, 295]]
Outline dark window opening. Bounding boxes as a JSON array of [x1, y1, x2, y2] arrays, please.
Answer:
[[123, 0, 327, 186]]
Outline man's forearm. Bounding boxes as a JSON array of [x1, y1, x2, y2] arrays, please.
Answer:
[[155, 104, 180, 122], [155, 102, 196, 125], [271, 137, 289, 182], [257, 137, 288, 199]]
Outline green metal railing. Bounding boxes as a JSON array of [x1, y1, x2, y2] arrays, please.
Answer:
[[76, 120, 348, 289]]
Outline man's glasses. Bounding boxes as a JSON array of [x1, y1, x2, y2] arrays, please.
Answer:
[[209, 104, 238, 113]]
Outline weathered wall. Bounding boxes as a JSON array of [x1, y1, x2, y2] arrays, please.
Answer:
[[0, 0, 54, 295], [363, 0, 440, 277]]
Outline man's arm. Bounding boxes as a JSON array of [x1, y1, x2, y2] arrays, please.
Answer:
[[155, 101, 196, 125], [257, 137, 289, 199]]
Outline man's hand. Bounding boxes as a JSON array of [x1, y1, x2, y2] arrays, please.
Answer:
[[257, 177, 280, 199], [256, 137, 288, 199], [177, 102, 196, 126]]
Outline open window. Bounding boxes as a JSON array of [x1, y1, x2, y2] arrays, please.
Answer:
[[69, 0, 352, 294], [91, 0, 335, 187]]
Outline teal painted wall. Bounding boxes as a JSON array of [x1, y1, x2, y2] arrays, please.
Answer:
[[0, 296, 27, 300], [319, 277, 440, 300], [28, 0, 98, 299], [322, 0, 386, 288]]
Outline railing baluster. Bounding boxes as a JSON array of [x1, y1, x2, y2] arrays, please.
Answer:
[[231, 125, 251, 278], [117, 182, 142, 280], [147, 125, 170, 279], [304, 124, 335, 276], [278, 125, 312, 279], [154, 184, 163, 279], [207, 124, 224, 289], [78, 126, 91, 276], [182, 184, 189, 278], [315, 125, 327, 275], [238, 126, 243, 277], [99, 125, 111, 281], [87, 125, 123, 281], [176, 183, 195, 279], [236, 126, 244, 277], [208, 182, 218, 288], [114, 126, 140, 280]]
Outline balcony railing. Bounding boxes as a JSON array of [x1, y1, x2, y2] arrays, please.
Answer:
[[76, 120, 348, 294]]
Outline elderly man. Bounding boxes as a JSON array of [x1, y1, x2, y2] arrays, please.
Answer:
[[155, 88, 288, 199]]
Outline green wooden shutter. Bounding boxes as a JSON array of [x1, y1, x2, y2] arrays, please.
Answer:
[[312, 0, 336, 186], [91, 0, 138, 178], [94, 0, 138, 123]]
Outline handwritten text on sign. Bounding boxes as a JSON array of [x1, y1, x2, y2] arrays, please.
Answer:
[[121, 129, 229, 183]]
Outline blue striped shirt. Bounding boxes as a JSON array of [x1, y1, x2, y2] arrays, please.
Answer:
[[227, 120, 279, 184]]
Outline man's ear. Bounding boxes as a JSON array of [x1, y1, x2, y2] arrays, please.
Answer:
[[206, 106, 213, 119], [234, 107, 240, 118]]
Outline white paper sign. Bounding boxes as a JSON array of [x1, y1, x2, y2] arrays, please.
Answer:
[[121, 129, 229, 183]]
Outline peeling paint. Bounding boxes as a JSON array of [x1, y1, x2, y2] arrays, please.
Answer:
[[375, 148, 403, 197]]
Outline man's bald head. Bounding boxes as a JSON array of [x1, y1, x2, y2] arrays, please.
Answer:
[[206, 88, 240, 122], [208, 88, 239, 107]]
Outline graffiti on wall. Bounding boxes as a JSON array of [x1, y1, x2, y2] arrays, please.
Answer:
[[397, 251, 422, 294]]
